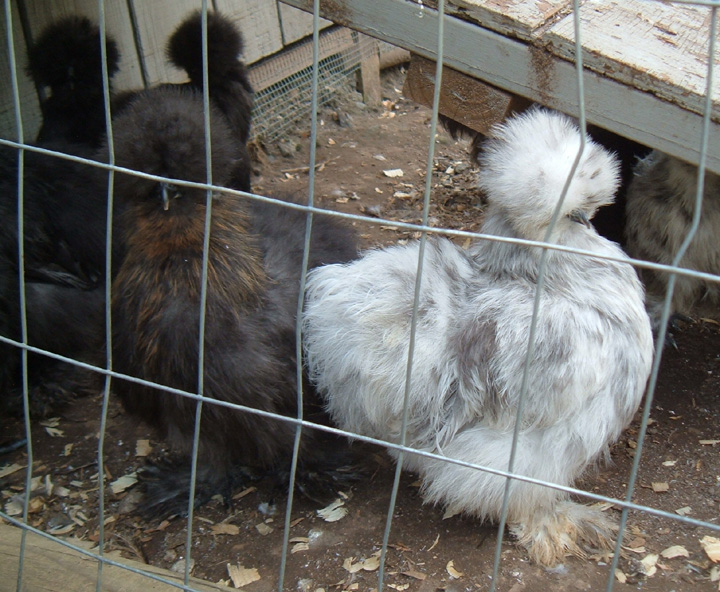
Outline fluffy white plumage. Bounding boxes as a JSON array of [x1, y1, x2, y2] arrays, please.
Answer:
[[302, 108, 654, 565], [625, 150, 720, 329]]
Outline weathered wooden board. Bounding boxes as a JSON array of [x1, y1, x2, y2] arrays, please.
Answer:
[[279, 0, 720, 173], [215, 0, 284, 64], [403, 53, 531, 134], [415, 0, 572, 42], [0, 523, 227, 592], [277, 2, 331, 45], [545, 0, 720, 123]]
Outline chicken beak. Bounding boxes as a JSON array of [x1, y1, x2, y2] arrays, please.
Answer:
[[569, 209, 591, 228]]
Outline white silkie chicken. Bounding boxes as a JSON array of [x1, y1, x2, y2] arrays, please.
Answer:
[[302, 108, 653, 565]]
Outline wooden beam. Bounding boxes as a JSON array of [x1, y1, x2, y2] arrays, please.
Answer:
[[0, 523, 226, 592], [403, 54, 532, 135], [279, 0, 720, 174]]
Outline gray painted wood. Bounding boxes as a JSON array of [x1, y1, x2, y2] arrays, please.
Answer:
[[280, 0, 720, 174]]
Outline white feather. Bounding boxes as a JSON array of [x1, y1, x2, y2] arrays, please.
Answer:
[[303, 108, 654, 565]]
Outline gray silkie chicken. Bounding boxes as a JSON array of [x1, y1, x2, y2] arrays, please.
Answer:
[[302, 108, 654, 565]]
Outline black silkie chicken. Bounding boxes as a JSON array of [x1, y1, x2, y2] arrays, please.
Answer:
[[26, 15, 120, 150], [110, 87, 357, 515], [0, 10, 255, 417]]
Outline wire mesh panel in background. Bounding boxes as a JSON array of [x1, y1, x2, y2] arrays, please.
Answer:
[[1, 1, 720, 592]]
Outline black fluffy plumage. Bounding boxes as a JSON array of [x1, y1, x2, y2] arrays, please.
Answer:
[[109, 87, 357, 516], [0, 146, 109, 416], [167, 10, 254, 145], [26, 16, 120, 149]]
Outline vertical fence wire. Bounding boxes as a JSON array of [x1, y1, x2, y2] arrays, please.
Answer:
[[3, 0, 720, 590], [3, 1, 32, 590], [94, 0, 116, 588], [487, 1, 590, 588], [277, 0, 323, 589], [604, 3, 719, 590], [184, 0, 212, 587], [376, 1, 445, 591]]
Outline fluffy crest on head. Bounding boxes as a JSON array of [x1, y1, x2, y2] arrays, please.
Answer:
[[27, 15, 120, 89], [477, 108, 620, 242]]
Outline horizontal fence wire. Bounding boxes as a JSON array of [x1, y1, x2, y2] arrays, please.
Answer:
[[1, 0, 720, 591]]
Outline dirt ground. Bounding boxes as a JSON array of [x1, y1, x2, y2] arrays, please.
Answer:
[[2, 68, 720, 592]]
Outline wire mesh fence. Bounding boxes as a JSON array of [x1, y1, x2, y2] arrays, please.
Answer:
[[1, 1, 720, 592]]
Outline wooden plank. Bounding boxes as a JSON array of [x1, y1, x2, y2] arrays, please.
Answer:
[[403, 54, 531, 134], [127, 0, 204, 86], [215, 0, 283, 64], [247, 27, 355, 93], [414, 0, 572, 42], [545, 0, 720, 121], [0, 523, 227, 592], [279, 0, 720, 173], [277, 3, 331, 45], [358, 38, 382, 106]]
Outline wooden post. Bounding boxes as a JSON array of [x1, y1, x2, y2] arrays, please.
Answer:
[[357, 38, 382, 107]]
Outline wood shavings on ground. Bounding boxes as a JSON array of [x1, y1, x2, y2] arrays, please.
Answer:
[[135, 439, 152, 456], [446, 560, 463, 579], [232, 486, 256, 500], [0, 463, 24, 478], [660, 545, 689, 559], [401, 569, 426, 580], [641, 553, 659, 576], [291, 542, 310, 554], [343, 552, 381, 573], [109, 472, 137, 495], [317, 499, 347, 522], [652, 481, 670, 492], [227, 563, 261, 588], [255, 522, 273, 536], [211, 523, 240, 536], [701, 536, 720, 562]]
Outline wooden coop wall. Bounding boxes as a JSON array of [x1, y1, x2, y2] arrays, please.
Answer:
[[0, 0, 332, 142]]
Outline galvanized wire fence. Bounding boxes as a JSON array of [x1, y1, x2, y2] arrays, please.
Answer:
[[1, 0, 720, 591]]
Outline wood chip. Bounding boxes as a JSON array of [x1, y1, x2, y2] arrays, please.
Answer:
[[615, 569, 627, 583], [442, 507, 461, 520], [675, 506, 692, 516], [0, 463, 24, 479], [211, 523, 240, 536], [383, 168, 404, 178], [44, 427, 64, 438], [63, 444, 73, 457], [661, 545, 689, 559], [388, 585, 409, 590], [662, 460, 676, 467], [232, 487, 256, 500], [701, 536, 720, 562], [227, 563, 261, 588], [291, 542, 309, 554], [317, 499, 347, 522], [641, 554, 659, 576], [427, 533, 440, 552], [652, 482, 669, 493], [135, 439, 152, 457], [343, 554, 380, 573], [700, 440, 720, 446], [446, 560, 463, 579], [402, 570, 426, 580], [110, 473, 137, 495], [255, 523, 273, 536]]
